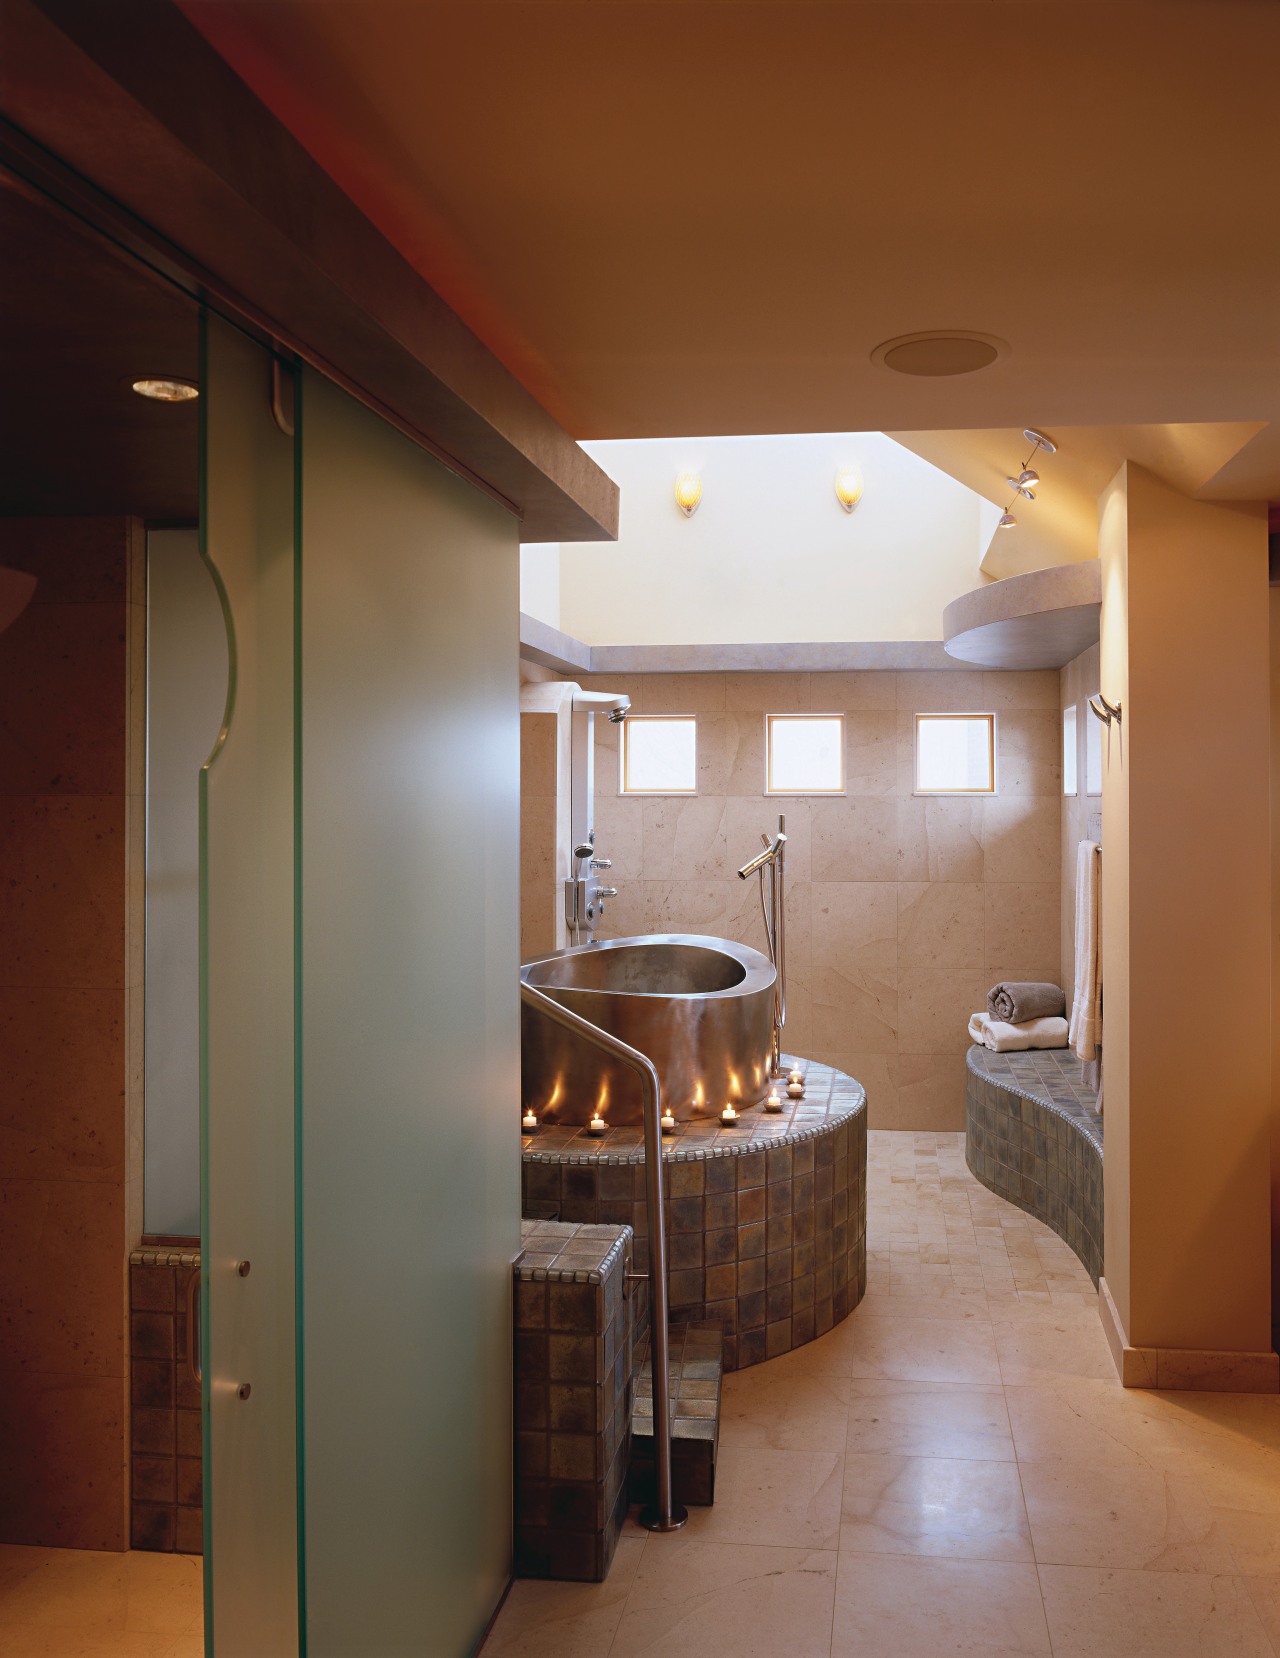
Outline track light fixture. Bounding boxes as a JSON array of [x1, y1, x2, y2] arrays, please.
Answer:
[[996, 429, 1055, 530]]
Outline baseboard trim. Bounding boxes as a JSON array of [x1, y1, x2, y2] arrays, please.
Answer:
[[1098, 1277, 1279, 1393]]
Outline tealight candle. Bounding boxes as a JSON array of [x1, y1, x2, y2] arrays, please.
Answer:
[[787, 1066, 805, 1086], [587, 1113, 607, 1136], [765, 1088, 783, 1112], [787, 1080, 805, 1099], [660, 1108, 676, 1133], [720, 1103, 738, 1125], [522, 1108, 538, 1133]]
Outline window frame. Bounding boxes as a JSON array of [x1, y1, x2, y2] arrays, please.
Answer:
[[912, 711, 997, 797], [618, 713, 699, 796], [764, 712, 847, 797]]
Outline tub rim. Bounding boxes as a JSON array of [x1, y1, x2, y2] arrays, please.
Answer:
[[519, 932, 776, 1002]]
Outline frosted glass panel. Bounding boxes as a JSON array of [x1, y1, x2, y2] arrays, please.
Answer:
[[767, 715, 845, 793], [621, 715, 697, 792], [145, 529, 228, 1239], [200, 314, 300, 1655], [915, 714, 995, 793], [299, 368, 520, 1656], [1063, 705, 1078, 796]]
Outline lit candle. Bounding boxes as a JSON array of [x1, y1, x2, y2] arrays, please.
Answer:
[[720, 1102, 738, 1125], [522, 1108, 538, 1133], [660, 1108, 676, 1133], [765, 1088, 783, 1112], [787, 1066, 805, 1087], [787, 1080, 805, 1099], [587, 1112, 607, 1136]]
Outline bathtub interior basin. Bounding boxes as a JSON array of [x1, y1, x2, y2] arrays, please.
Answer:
[[521, 934, 775, 1126]]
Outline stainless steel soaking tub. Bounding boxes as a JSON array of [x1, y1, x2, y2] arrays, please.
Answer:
[[520, 934, 776, 1126]]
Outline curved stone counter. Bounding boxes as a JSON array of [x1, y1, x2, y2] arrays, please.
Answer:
[[521, 1058, 867, 1370], [965, 1045, 1103, 1283]]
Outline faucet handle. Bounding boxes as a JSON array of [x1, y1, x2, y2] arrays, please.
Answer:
[[595, 886, 619, 899], [590, 857, 612, 871]]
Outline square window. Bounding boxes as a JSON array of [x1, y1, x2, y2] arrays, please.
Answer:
[[619, 715, 697, 794], [914, 713, 995, 794], [766, 714, 845, 794], [1063, 705, 1078, 796], [1085, 695, 1102, 796]]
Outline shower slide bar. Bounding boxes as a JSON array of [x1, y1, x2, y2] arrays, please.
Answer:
[[518, 981, 688, 1534]]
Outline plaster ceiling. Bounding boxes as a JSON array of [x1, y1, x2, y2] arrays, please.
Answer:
[[179, 1, 1280, 499], [0, 175, 200, 520]]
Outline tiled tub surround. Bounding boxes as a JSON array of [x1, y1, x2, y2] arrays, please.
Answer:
[[514, 1220, 633, 1582], [522, 1059, 867, 1371], [574, 667, 1062, 1131], [128, 1248, 202, 1554], [965, 1046, 1104, 1283]]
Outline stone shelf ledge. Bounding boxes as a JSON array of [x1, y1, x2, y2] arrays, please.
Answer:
[[943, 561, 1101, 669]]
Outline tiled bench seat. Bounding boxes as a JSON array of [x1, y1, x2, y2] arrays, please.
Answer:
[[965, 1046, 1104, 1284]]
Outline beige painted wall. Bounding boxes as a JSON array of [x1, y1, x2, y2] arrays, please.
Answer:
[[551, 667, 1063, 1130], [552, 433, 989, 646], [1101, 462, 1272, 1357], [1060, 643, 1102, 999], [1270, 587, 1280, 1343]]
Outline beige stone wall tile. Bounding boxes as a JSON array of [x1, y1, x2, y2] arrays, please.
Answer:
[[896, 1054, 967, 1130], [982, 670, 1060, 710], [628, 672, 727, 713], [806, 964, 898, 1055], [897, 797, 985, 883], [897, 969, 989, 1054], [896, 670, 989, 713], [725, 671, 809, 711], [811, 882, 896, 977], [984, 883, 1061, 982], [812, 797, 898, 881], [997, 710, 1062, 796], [981, 797, 1061, 884], [845, 710, 899, 796], [898, 883, 985, 970], [697, 711, 765, 796], [640, 795, 729, 880], [724, 796, 810, 882], [811, 670, 897, 710]]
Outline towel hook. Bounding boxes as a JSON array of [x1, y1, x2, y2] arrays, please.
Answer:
[[1088, 694, 1122, 726]]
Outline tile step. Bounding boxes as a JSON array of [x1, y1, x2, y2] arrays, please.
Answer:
[[629, 1321, 722, 1507]]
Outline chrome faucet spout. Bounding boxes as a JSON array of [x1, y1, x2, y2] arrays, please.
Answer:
[[737, 832, 786, 880]]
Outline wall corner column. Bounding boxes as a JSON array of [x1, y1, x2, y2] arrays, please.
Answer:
[[1099, 461, 1276, 1392]]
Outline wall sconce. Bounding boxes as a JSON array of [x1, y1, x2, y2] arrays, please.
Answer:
[[674, 471, 702, 517], [834, 465, 864, 512]]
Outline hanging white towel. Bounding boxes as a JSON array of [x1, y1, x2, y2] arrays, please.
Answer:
[[968, 1011, 1069, 1052], [1068, 840, 1102, 1063]]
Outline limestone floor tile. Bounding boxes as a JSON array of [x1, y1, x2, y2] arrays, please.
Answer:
[[1209, 1505, 1280, 1576], [1019, 1460, 1234, 1573], [609, 1539, 837, 1657], [817, 1311, 1002, 1386], [1037, 1565, 1274, 1658], [856, 1284, 990, 1323], [718, 1367, 852, 1453], [1242, 1574, 1280, 1652], [1003, 1377, 1188, 1472], [482, 1536, 644, 1657], [840, 1450, 1032, 1562], [844, 1379, 1015, 1461], [830, 1553, 1051, 1658], [0, 1548, 202, 1637], [686, 1447, 843, 1550], [991, 1305, 1117, 1385], [1159, 1395, 1280, 1512]]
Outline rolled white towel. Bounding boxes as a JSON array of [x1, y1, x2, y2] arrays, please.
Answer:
[[968, 1011, 1069, 1053]]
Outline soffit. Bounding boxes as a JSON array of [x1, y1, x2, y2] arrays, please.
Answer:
[[180, 0, 1280, 473]]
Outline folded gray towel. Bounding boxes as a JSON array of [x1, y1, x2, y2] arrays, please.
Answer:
[[988, 981, 1066, 1023]]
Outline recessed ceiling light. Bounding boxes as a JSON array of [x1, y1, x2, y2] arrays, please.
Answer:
[[871, 331, 1007, 377], [132, 377, 199, 402]]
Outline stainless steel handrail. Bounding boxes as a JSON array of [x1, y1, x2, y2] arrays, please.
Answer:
[[519, 980, 688, 1533]]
